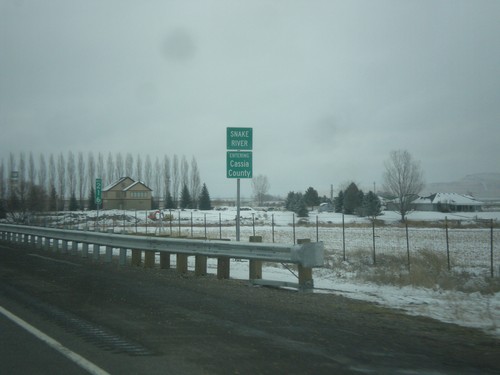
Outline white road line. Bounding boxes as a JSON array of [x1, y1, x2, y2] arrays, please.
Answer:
[[0, 305, 110, 375]]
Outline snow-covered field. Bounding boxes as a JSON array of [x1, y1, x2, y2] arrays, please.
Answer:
[[26, 208, 500, 338]]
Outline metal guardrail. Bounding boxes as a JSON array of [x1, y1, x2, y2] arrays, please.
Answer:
[[0, 224, 324, 267]]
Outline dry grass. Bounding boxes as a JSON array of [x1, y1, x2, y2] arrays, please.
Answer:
[[328, 248, 500, 294]]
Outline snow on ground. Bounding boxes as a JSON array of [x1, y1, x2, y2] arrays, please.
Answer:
[[20, 208, 500, 338], [180, 256, 500, 339]]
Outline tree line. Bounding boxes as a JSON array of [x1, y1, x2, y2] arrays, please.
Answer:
[[283, 150, 424, 222], [0, 151, 212, 219]]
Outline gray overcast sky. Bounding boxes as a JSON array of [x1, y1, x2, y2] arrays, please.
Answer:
[[1, 0, 499, 198]]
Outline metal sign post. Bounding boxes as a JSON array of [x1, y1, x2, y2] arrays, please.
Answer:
[[226, 128, 253, 242], [95, 178, 102, 231]]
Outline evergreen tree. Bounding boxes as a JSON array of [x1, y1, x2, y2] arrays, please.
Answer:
[[343, 182, 362, 215], [69, 192, 79, 211], [164, 191, 175, 209], [49, 185, 57, 211], [295, 198, 309, 218], [285, 191, 308, 217], [285, 191, 297, 211], [304, 187, 320, 209], [362, 191, 382, 218], [151, 197, 160, 210], [180, 184, 192, 209], [88, 185, 96, 210], [198, 183, 212, 210], [0, 198, 6, 219], [334, 190, 344, 213]]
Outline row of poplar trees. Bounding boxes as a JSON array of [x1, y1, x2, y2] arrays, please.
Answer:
[[0, 151, 212, 219]]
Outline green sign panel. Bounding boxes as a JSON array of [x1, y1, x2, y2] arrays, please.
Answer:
[[227, 127, 253, 150], [227, 151, 252, 178], [95, 178, 102, 205]]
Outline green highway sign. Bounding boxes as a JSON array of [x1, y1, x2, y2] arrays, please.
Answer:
[[95, 178, 102, 205], [227, 127, 253, 150], [227, 151, 252, 178]]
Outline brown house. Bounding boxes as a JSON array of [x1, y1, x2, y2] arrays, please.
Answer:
[[102, 177, 152, 210]]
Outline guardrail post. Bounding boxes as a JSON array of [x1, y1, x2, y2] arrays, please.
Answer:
[[93, 244, 100, 260], [297, 239, 314, 291], [44, 237, 51, 251], [144, 250, 155, 268], [217, 257, 230, 279], [31, 234, 37, 248], [62, 240, 68, 254], [249, 236, 263, 280], [37, 235, 43, 250], [119, 248, 127, 266], [160, 253, 171, 269], [131, 249, 142, 266], [82, 243, 89, 258], [195, 255, 207, 276], [52, 238, 59, 252], [177, 254, 188, 274], [71, 241, 78, 255], [105, 246, 113, 263]]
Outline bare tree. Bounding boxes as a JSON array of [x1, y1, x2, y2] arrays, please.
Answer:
[[57, 153, 66, 210], [144, 154, 152, 187], [172, 155, 179, 206], [383, 149, 425, 222], [116, 152, 124, 179], [28, 152, 36, 187], [189, 156, 201, 207], [87, 152, 96, 193], [153, 156, 162, 202], [96, 152, 104, 184], [106, 152, 115, 183], [125, 153, 134, 177], [162, 155, 171, 200], [67, 151, 76, 197], [252, 175, 270, 206], [135, 154, 143, 181], [180, 155, 189, 190], [77, 152, 86, 208], [38, 154, 47, 192]]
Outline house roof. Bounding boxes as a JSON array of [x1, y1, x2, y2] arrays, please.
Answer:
[[414, 193, 483, 206], [102, 177, 152, 192], [124, 181, 152, 191]]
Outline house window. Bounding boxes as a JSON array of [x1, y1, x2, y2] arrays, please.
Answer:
[[131, 191, 148, 198]]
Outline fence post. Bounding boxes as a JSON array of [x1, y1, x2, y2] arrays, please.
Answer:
[[445, 216, 450, 271], [342, 212, 346, 261], [316, 215, 319, 242], [491, 219, 494, 278], [249, 236, 263, 280], [272, 214, 275, 243], [219, 212, 222, 239], [372, 219, 376, 265], [297, 238, 313, 291], [405, 221, 410, 271]]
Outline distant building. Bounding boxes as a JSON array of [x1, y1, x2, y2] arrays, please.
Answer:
[[411, 193, 483, 213], [102, 177, 152, 210]]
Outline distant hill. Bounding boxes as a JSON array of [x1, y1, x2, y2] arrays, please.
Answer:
[[422, 173, 500, 200]]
